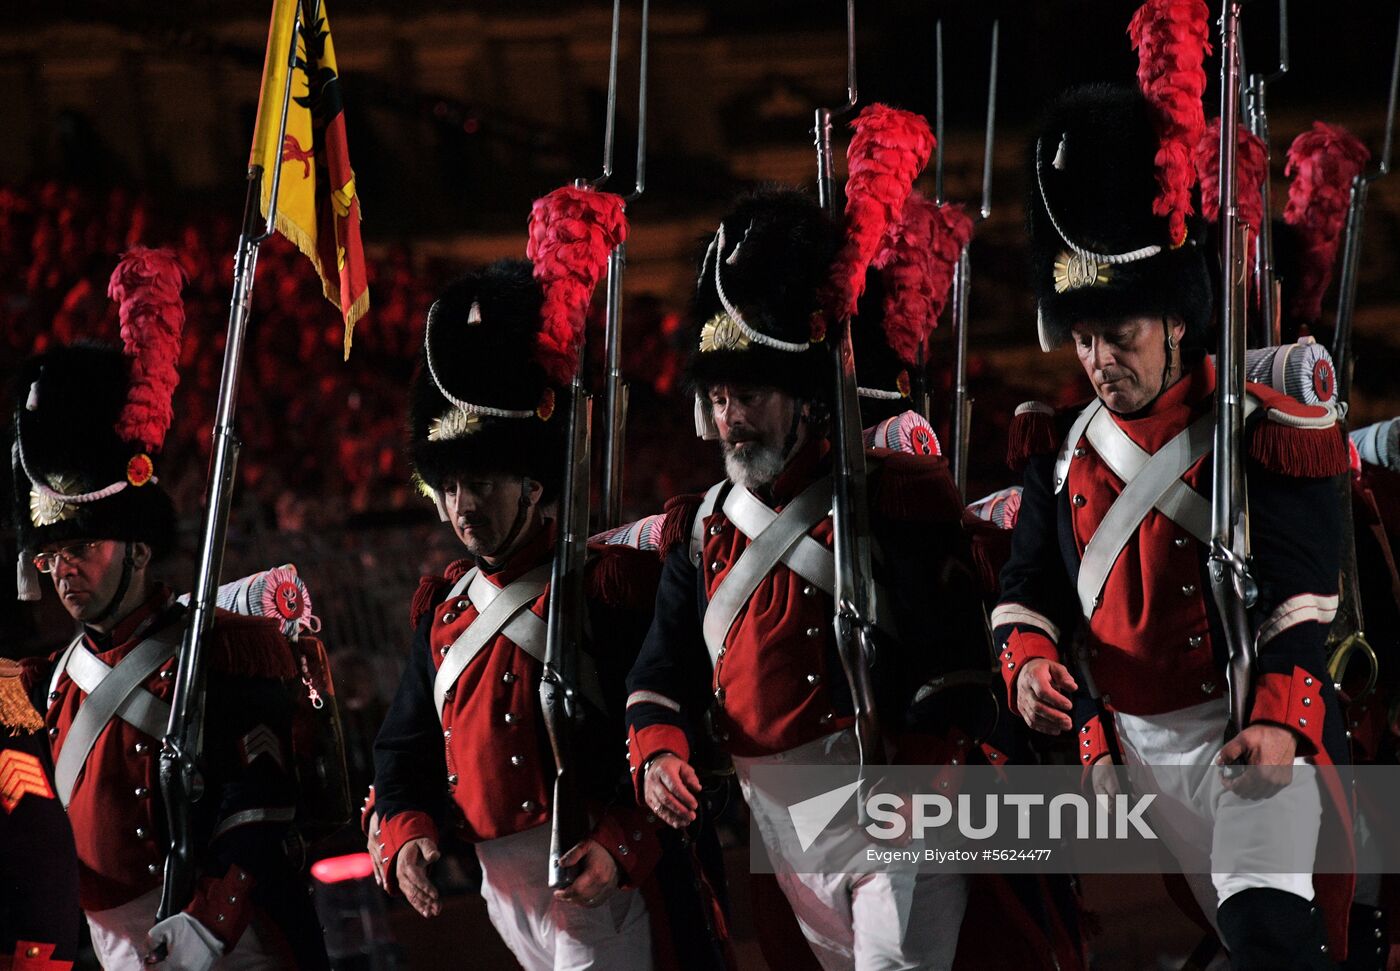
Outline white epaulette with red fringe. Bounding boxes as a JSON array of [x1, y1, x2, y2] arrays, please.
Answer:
[[1244, 382, 1349, 478]]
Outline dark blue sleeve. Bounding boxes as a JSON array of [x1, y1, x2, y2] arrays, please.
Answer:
[[371, 615, 447, 826]]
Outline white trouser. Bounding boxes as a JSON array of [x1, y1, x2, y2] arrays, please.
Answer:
[[1114, 698, 1321, 930], [85, 886, 285, 970], [733, 730, 968, 971], [475, 822, 653, 971]]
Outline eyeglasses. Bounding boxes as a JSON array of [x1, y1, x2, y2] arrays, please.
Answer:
[[32, 541, 104, 574]]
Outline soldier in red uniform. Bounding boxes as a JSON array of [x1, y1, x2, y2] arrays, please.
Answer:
[[624, 189, 995, 970], [6, 251, 327, 969], [364, 260, 730, 971], [995, 86, 1354, 969]]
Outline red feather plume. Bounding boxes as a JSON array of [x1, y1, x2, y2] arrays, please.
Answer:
[[828, 104, 935, 322], [871, 193, 973, 366], [1195, 117, 1268, 232], [107, 246, 187, 453], [1283, 122, 1371, 324], [526, 186, 628, 386], [1128, 0, 1212, 247]]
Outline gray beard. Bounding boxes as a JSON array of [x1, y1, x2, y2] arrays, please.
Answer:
[[722, 440, 787, 491]]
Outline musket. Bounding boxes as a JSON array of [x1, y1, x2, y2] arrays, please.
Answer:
[[1333, 8, 1400, 406], [1210, 1, 1260, 745], [1324, 8, 1400, 699], [815, 0, 886, 771], [600, 0, 649, 528], [1242, 0, 1288, 348], [947, 22, 998, 499], [155, 0, 308, 925], [540, 0, 647, 890]]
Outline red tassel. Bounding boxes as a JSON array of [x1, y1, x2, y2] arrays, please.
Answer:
[[1283, 122, 1371, 324], [1248, 419, 1349, 478], [828, 104, 935, 322], [1006, 403, 1058, 473], [658, 493, 705, 559], [410, 575, 450, 630], [871, 451, 963, 525], [872, 193, 973, 366], [206, 613, 296, 679], [526, 186, 628, 386], [1129, 0, 1212, 247], [585, 544, 662, 612], [107, 246, 187, 453]]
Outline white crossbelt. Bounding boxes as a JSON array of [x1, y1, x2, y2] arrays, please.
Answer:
[[698, 477, 893, 668], [431, 564, 604, 719], [1070, 398, 1260, 619], [52, 624, 182, 807]]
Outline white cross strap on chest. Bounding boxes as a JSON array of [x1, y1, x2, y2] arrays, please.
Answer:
[[1073, 412, 1216, 619], [432, 563, 606, 720], [1083, 405, 1213, 545], [698, 477, 895, 669], [52, 623, 182, 807]]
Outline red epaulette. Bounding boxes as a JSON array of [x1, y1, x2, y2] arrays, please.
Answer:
[[206, 610, 296, 680], [1005, 401, 1060, 474], [868, 448, 964, 525], [657, 492, 706, 559], [585, 543, 663, 611], [1245, 382, 1349, 478], [409, 558, 473, 630]]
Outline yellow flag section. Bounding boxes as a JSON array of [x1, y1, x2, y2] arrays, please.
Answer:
[[250, 0, 369, 359]]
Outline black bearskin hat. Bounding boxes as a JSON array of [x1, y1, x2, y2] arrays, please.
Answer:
[[851, 269, 914, 425], [409, 260, 566, 502], [1029, 84, 1213, 350], [686, 188, 840, 405], [11, 344, 177, 560]]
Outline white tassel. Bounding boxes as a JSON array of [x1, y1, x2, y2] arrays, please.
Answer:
[[693, 395, 719, 441], [16, 553, 41, 602], [431, 489, 451, 523], [467, 300, 482, 325], [1052, 133, 1069, 171]]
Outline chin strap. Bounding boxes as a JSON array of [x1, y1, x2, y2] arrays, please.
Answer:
[[89, 541, 136, 626]]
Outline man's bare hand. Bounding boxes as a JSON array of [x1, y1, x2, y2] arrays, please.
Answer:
[[643, 754, 700, 829], [1015, 658, 1077, 735], [366, 811, 387, 888], [1088, 753, 1120, 803], [552, 839, 620, 908], [1216, 724, 1298, 799], [396, 837, 442, 918]]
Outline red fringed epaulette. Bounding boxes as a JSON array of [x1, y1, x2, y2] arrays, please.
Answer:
[[869, 449, 964, 525], [585, 543, 663, 612], [409, 559, 473, 629], [1006, 401, 1059, 474], [206, 610, 297, 680], [1245, 382, 1348, 478], [658, 493, 706, 559], [963, 514, 1014, 600]]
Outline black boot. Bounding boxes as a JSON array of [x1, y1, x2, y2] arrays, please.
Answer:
[[1216, 888, 1335, 970], [1341, 903, 1387, 971]]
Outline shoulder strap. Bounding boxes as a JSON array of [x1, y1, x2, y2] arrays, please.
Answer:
[[1053, 399, 1103, 495], [701, 478, 833, 668], [53, 623, 182, 807], [689, 481, 729, 567], [432, 564, 550, 719]]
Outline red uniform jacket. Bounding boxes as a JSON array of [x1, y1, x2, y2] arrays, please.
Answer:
[[992, 360, 1355, 954], [21, 586, 322, 965], [624, 438, 993, 782], [368, 527, 668, 892]]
